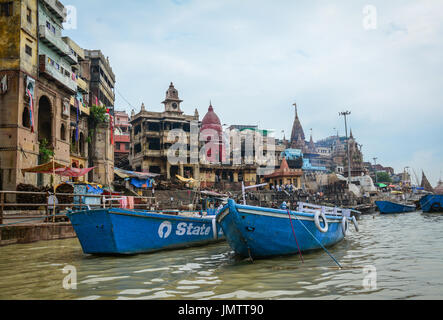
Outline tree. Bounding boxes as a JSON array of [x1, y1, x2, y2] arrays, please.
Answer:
[[376, 172, 392, 183]]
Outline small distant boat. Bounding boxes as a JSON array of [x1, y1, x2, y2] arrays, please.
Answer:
[[67, 208, 224, 255], [419, 195, 443, 213], [216, 199, 359, 259], [375, 201, 416, 214]]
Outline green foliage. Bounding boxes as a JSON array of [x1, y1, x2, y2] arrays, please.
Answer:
[[376, 172, 392, 183], [89, 104, 109, 130], [39, 138, 54, 163]]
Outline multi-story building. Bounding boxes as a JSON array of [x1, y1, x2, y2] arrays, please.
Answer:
[[85, 49, 115, 110], [114, 110, 131, 166], [62, 36, 90, 175], [0, 0, 78, 189], [130, 83, 200, 179], [129, 83, 286, 189], [83, 49, 115, 185], [0, 0, 115, 190]]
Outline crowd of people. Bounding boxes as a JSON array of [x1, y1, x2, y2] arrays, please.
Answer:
[[271, 184, 298, 193]]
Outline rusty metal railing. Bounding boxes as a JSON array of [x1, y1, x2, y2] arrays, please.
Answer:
[[0, 190, 155, 225]]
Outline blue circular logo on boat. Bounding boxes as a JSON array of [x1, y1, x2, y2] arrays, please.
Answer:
[[158, 221, 172, 239]]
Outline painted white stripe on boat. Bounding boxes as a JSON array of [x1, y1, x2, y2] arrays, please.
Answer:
[[212, 217, 217, 240], [237, 208, 340, 224], [217, 208, 230, 222]]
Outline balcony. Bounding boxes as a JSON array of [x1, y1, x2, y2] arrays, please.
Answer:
[[39, 55, 77, 94], [41, 0, 66, 22], [38, 25, 77, 65], [76, 77, 89, 94], [144, 150, 162, 157], [69, 97, 90, 115]]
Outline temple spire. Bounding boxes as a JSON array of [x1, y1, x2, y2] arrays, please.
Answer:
[[290, 102, 305, 144], [294, 103, 298, 119]]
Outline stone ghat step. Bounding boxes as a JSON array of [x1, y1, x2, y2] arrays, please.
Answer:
[[0, 222, 76, 247]]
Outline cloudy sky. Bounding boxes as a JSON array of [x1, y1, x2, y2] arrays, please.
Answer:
[[64, 0, 443, 186]]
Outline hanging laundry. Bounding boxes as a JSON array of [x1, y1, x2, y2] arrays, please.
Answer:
[[26, 88, 34, 132], [127, 197, 134, 209], [119, 196, 128, 209], [75, 98, 79, 141]]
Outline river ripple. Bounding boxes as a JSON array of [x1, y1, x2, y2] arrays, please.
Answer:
[[1, 212, 443, 300]]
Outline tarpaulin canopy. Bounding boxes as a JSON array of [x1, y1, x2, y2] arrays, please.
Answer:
[[176, 175, 198, 183], [376, 183, 388, 188], [21, 159, 67, 176], [176, 175, 199, 188], [56, 167, 95, 177], [22, 160, 95, 177], [114, 167, 160, 179], [130, 178, 153, 189]]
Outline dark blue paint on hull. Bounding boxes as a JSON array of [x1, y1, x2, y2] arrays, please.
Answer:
[[67, 209, 224, 255], [419, 195, 443, 213], [375, 201, 416, 214], [217, 200, 348, 259]]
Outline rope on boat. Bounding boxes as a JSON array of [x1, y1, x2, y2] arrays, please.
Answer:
[[287, 209, 304, 263], [292, 212, 343, 269]]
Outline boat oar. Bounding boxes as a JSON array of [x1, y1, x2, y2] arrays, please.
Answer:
[[292, 213, 343, 269], [287, 209, 304, 263]]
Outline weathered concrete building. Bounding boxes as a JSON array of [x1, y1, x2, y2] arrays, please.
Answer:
[[0, 0, 115, 190], [85, 49, 115, 110], [62, 36, 90, 175], [83, 49, 115, 186], [114, 110, 131, 167], [129, 83, 284, 189], [0, 0, 77, 189], [198, 105, 259, 188], [130, 83, 199, 180]]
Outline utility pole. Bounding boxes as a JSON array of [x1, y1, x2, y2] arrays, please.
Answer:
[[373, 157, 378, 184], [339, 111, 352, 186]]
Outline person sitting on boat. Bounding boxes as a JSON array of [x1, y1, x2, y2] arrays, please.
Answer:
[[280, 201, 288, 209]]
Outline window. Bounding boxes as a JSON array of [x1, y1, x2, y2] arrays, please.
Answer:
[[26, 7, 31, 23], [0, 2, 13, 17], [22, 107, 31, 128], [25, 45, 32, 56], [60, 123, 66, 141]]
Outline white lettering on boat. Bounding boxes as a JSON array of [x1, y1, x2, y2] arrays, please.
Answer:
[[176, 222, 211, 237], [158, 221, 172, 239]]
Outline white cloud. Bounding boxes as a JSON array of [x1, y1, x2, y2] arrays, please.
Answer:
[[65, 0, 443, 186]]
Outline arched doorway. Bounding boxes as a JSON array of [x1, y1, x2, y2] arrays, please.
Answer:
[[38, 96, 52, 144]]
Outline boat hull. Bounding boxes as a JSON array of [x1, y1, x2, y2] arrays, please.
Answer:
[[216, 200, 347, 259], [419, 195, 443, 213], [375, 201, 416, 214], [67, 209, 224, 255]]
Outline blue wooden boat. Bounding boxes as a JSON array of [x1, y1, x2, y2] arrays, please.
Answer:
[[419, 195, 443, 213], [375, 201, 416, 214], [67, 208, 225, 255], [216, 199, 359, 259]]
